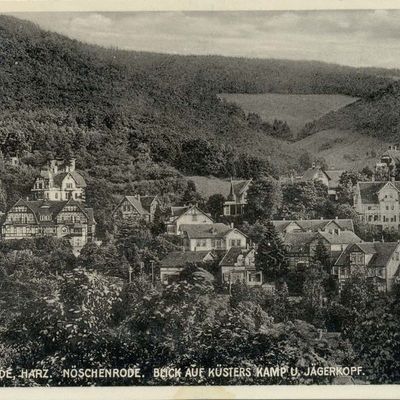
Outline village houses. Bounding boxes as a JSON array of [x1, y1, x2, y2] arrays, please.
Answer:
[[280, 164, 344, 199], [334, 242, 400, 292], [113, 195, 160, 223], [1, 158, 96, 255], [31, 158, 86, 202], [375, 144, 400, 179], [219, 247, 262, 286], [223, 179, 252, 217], [166, 204, 214, 235], [180, 222, 248, 252], [354, 180, 400, 231], [1, 198, 96, 255], [272, 218, 361, 269], [159, 250, 216, 285]]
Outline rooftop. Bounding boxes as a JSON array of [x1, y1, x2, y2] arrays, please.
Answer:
[[160, 251, 214, 268], [220, 247, 254, 266], [180, 223, 233, 239], [357, 181, 400, 204]]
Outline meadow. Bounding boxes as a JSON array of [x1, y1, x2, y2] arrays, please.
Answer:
[[219, 93, 358, 136]]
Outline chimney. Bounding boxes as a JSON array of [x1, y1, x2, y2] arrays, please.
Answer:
[[69, 158, 76, 172], [320, 217, 323, 220], [335, 216, 338, 220], [230, 222, 234, 229], [49, 159, 58, 174]]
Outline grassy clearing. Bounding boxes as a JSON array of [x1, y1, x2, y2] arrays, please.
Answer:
[[292, 129, 389, 170], [219, 93, 358, 136]]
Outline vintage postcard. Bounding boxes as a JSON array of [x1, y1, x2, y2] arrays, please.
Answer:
[[0, 0, 400, 399]]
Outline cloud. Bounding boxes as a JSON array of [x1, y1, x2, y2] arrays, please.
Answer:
[[9, 10, 400, 68]]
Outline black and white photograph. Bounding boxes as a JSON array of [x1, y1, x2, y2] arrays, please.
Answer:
[[0, 1, 400, 398]]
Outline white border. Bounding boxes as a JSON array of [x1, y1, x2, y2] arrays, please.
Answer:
[[0, 0, 400, 12], [0, 1, 400, 399]]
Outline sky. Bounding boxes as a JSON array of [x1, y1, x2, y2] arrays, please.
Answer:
[[9, 10, 400, 69]]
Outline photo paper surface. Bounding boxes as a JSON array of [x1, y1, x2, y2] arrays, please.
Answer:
[[0, 1, 400, 399]]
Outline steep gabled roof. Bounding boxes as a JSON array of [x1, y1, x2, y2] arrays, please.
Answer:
[[140, 196, 158, 213], [227, 179, 252, 201], [160, 250, 214, 268], [324, 170, 345, 189], [219, 247, 254, 266], [180, 223, 232, 239], [369, 242, 399, 268], [318, 230, 362, 245], [272, 220, 302, 234], [284, 232, 319, 246], [381, 149, 400, 164], [335, 242, 399, 268], [52, 171, 87, 188], [5, 198, 92, 225], [170, 206, 189, 218], [357, 181, 400, 204], [169, 205, 214, 223], [301, 166, 329, 181], [272, 219, 354, 233], [232, 180, 251, 197], [298, 219, 354, 232], [124, 196, 148, 215]]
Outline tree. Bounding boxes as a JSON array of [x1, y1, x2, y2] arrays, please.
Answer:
[[150, 205, 166, 235], [245, 177, 282, 223], [336, 170, 366, 205], [255, 220, 288, 282], [280, 181, 329, 219], [335, 203, 359, 219], [206, 193, 225, 221], [312, 237, 331, 272], [297, 152, 313, 171], [181, 180, 203, 205], [301, 263, 326, 328], [5, 268, 123, 385], [270, 281, 290, 322]]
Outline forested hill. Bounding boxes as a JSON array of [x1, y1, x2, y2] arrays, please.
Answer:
[[0, 14, 396, 176], [299, 82, 400, 141]]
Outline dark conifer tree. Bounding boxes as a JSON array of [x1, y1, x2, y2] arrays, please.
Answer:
[[255, 220, 288, 282]]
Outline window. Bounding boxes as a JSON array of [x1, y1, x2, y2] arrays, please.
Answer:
[[201, 239, 206, 247], [196, 239, 201, 247], [192, 214, 198, 221], [55, 193, 58, 199], [386, 206, 389, 211], [350, 252, 364, 264], [66, 183, 73, 189]]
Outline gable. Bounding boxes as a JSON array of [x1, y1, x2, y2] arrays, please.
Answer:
[[284, 221, 303, 233], [224, 228, 247, 240], [175, 206, 214, 224], [321, 220, 342, 232]]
